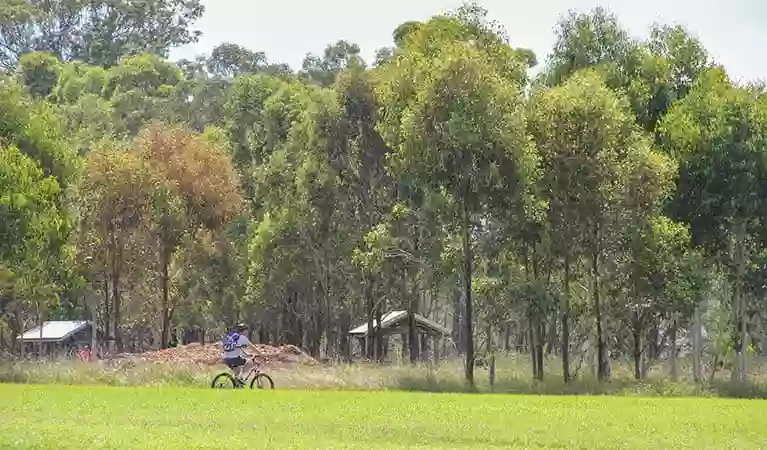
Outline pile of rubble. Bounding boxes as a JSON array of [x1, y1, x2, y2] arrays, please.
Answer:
[[114, 343, 318, 367]]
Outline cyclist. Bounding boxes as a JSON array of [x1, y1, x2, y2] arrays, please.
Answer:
[[222, 323, 256, 381]]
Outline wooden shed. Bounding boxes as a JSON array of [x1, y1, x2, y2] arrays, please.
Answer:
[[348, 310, 451, 362], [18, 320, 99, 357]]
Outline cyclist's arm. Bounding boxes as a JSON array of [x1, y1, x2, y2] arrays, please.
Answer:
[[244, 343, 261, 361], [237, 336, 257, 358]]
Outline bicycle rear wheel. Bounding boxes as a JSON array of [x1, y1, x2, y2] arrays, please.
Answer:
[[211, 373, 237, 389], [250, 373, 274, 389]]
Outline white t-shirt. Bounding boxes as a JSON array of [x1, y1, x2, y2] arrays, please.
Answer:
[[223, 333, 251, 359]]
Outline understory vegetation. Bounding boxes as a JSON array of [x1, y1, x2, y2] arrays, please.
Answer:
[[2, 356, 767, 399]]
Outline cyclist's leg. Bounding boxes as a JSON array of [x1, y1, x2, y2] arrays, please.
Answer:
[[230, 356, 247, 380], [237, 356, 250, 379], [224, 357, 244, 379]]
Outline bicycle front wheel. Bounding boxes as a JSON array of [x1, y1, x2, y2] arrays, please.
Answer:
[[250, 373, 274, 389], [211, 373, 237, 389]]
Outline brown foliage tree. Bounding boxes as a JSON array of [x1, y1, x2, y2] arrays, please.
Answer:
[[136, 124, 244, 347], [78, 144, 155, 350]]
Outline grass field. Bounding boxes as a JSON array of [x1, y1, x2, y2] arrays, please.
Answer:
[[1, 384, 766, 448]]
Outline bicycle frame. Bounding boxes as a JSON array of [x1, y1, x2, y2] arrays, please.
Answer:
[[233, 356, 262, 383]]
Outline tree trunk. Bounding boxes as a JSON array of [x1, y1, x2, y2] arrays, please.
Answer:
[[15, 310, 24, 358], [546, 314, 557, 355], [365, 276, 374, 360], [452, 287, 463, 354], [632, 310, 641, 380], [374, 304, 383, 363], [160, 249, 171, 349], [529, 318, 538, 379], [340, 308, 351, 363], [409, 226, 421, 365], [592, 242, 608, 381], [536, 320, 544, 380], [462, 201, 474, 386], [731, 225, 747, 383], [486, 324, 492, 355], [102, 275, 110, 343], [294, 290, 304, 348], [692, 304, 702, 382], [408, 308, 417, 365], [562, 254, 571, 382], [670, 316, 678, 381], [36, 303, 43, 357], [111, 246, 121, 352]]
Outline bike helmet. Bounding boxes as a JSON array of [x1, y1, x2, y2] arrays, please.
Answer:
[[235, 323, 249, 332]]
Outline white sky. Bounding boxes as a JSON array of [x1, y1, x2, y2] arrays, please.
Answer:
[[170, 0, 766, 83]]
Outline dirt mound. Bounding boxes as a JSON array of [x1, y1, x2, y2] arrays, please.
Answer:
[[115, 343, 318, 367]]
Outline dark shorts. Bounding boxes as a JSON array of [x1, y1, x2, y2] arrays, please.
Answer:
[[223, 356, 246, 369]]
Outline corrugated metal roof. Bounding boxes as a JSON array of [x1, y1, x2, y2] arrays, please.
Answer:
[[349, 310, 450, 336], [349, 310, 406, 335], [18, 321, 92, 341]]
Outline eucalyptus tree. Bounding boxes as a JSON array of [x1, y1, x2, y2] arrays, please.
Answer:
[[376, 4, 538, 384], [660, 68, 767, 382]]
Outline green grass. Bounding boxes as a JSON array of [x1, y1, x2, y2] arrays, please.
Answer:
[[1, 384, 766, 448]]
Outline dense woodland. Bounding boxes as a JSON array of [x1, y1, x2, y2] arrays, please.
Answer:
[[1, 0, 766, 386]]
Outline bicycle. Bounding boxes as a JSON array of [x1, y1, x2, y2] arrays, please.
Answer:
[[210, 355, 275, 390]]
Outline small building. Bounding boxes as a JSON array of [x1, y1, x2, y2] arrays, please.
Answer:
[[18, 320, 98, 357], [348, 310, 451, 362]]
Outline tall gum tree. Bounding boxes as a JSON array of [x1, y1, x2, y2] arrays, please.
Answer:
[[0, 145, 66, 350], [659, 68, 767, 383], [376, 5, 538, 385], [78, 143, 155, 349], [529, 68, 662, 381], [616, 141, 679, 380], [0, 75, 78, 351], [0, 0, 205, 69]]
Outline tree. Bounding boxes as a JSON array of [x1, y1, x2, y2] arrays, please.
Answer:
[[659, 67, 767, 383], [541, 8, 711, 137], [335, 67, 393, 360], [18, 51, 60, 99], [0, 0, 205, 69], [223, 74, 285, 174], [530, 69, 661, 381], [541, 7, 637, 88], [206, 43, 268, 79], [376, 5, 538, 384], [136, 124, 243, 347], [0, 73, 77, 352], [646, 24, 711, 100], [301, 40, 366, 87], [0, 75, 80, 186], [619, 216, 693, 379], [78, 143, 155, 348], [612, 125, 679, 379], [0, 145, 63, 274], [103, 53, 185, 135], [50, 62, 108, 104], [0, 143, 71, 346]]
